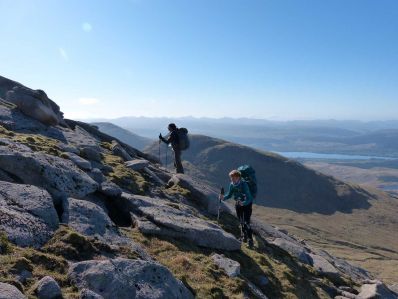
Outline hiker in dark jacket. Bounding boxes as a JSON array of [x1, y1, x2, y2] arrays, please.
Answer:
[[159, 123, 184, 174], [220, 169, 254, 247]]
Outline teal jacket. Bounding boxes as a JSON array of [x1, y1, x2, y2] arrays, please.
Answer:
[[224, 180, 253, 206]]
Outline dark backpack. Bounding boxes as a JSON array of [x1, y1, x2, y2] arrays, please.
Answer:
[[238, 165, 257, 199], [177, 128, 190, 150]]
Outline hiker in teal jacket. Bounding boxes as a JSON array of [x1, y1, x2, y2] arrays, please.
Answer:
[[220, 170, 254, 247]]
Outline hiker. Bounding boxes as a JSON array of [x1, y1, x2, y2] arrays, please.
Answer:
[[220, 169, 254, 247], [159, 123, 184, 174]]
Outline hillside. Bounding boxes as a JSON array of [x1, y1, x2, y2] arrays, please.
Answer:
[[0, 75, 397, 299], [95, 116, 398, 157], [146, 135, 379, 215], [145, 134, 398, 284], [303, 161, 398, 194], [91, 122, 153, 151]]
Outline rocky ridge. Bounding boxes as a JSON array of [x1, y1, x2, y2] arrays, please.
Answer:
[[0, 75, 396, 298]]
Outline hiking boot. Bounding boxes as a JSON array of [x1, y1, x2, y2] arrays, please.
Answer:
[[238, 236, 248, 243], [248, 239, 254, 248]]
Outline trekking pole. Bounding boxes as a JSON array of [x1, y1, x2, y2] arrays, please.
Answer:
[[165, 145, 168, 171], [217, 187, 225, 223], [158, 139, 161, 165]]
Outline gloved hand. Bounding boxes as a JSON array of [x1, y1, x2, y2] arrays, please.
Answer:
[[159, 133, 163, 140]]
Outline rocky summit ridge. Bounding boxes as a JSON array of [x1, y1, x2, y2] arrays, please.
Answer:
[[0, 75, 397, 299]]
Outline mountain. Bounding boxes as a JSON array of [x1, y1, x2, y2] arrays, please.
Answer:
[[146, 135, 378, 215], [91, 122, 153, 151], [0, 75, 397, 298], [86, 116, 398, 157], [145, 135, 398, 283]]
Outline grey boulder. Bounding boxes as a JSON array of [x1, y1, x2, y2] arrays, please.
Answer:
[[0, 145, 98, 202], [58, 143, 80, 154], [62, 198, 124, 244], [61, 125, 100, 149], [121, 193, 241, 251], [0, 282, 26, 299], [0, 181, 59, 247], [125, 159, 150, 171], [211, 254, 240, 277], [80, 289, 104, 299], [35, 276, 62, 299], [315, 249, 371, 282], [309, 253, 340, 281], [389, 284, 398, 295], [80, 146, 102, 162], [88, 168, 106, 184], [169, 174, 226, 215], [68, 258, 194, 299], [99, 181, 122, 198], [111, 140, 132, 161], [63, 152, 92, 171], [252, 220, 299, 243], [358, 281, 398, 299], [270, 238, 312, 264], [61, 197, 150, 260], [5, 84, 65, 127]]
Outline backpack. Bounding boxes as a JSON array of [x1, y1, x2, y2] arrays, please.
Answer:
[[177, 128, 190, 150], [237, 165, 257, 199]]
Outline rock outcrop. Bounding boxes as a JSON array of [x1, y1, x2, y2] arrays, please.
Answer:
[[0, 181, 59, 247], [34, 276, 62, 299], [120, 193, 241, 251], [62, 198, 123, 243], [357, 280, 398, 299], [68, 258, 194, 299], [111, 140, 133, 161], [211, 254, 241, 277], [125, 159, 150, 171], [0, 75, 65, 127], [0, 143, 98, 203], [0, 282, 26, 299], [168, 173, 228, 215]]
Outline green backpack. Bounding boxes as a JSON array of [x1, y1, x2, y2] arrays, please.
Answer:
[[238, 165, 258, 199]]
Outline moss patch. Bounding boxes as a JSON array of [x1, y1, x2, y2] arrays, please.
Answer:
[[103, 153, 149, 194], [0, 125, 63, 157], [43, 226, 107, 261], [100, 141, 113, 151], [0, 244, 78, 298], [0, 231, 12, 254], [0, 125, 15, 137], [163, 184, 192, 200], [43, 226, 140, 261]]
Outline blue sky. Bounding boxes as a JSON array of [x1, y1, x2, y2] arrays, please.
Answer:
[[1, 0, 397, 120]]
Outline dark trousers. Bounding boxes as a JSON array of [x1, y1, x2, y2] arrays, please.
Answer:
[[235, 203, 253, 241], [173, 148, 184, 174]]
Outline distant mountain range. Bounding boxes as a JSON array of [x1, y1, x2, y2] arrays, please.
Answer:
[[84, 117, 398, 157]]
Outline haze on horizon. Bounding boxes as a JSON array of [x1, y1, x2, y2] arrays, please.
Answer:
[[1, 0, 397, 121]]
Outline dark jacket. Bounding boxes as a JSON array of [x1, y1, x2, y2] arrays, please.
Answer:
[[160, 130, 180, 150]]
